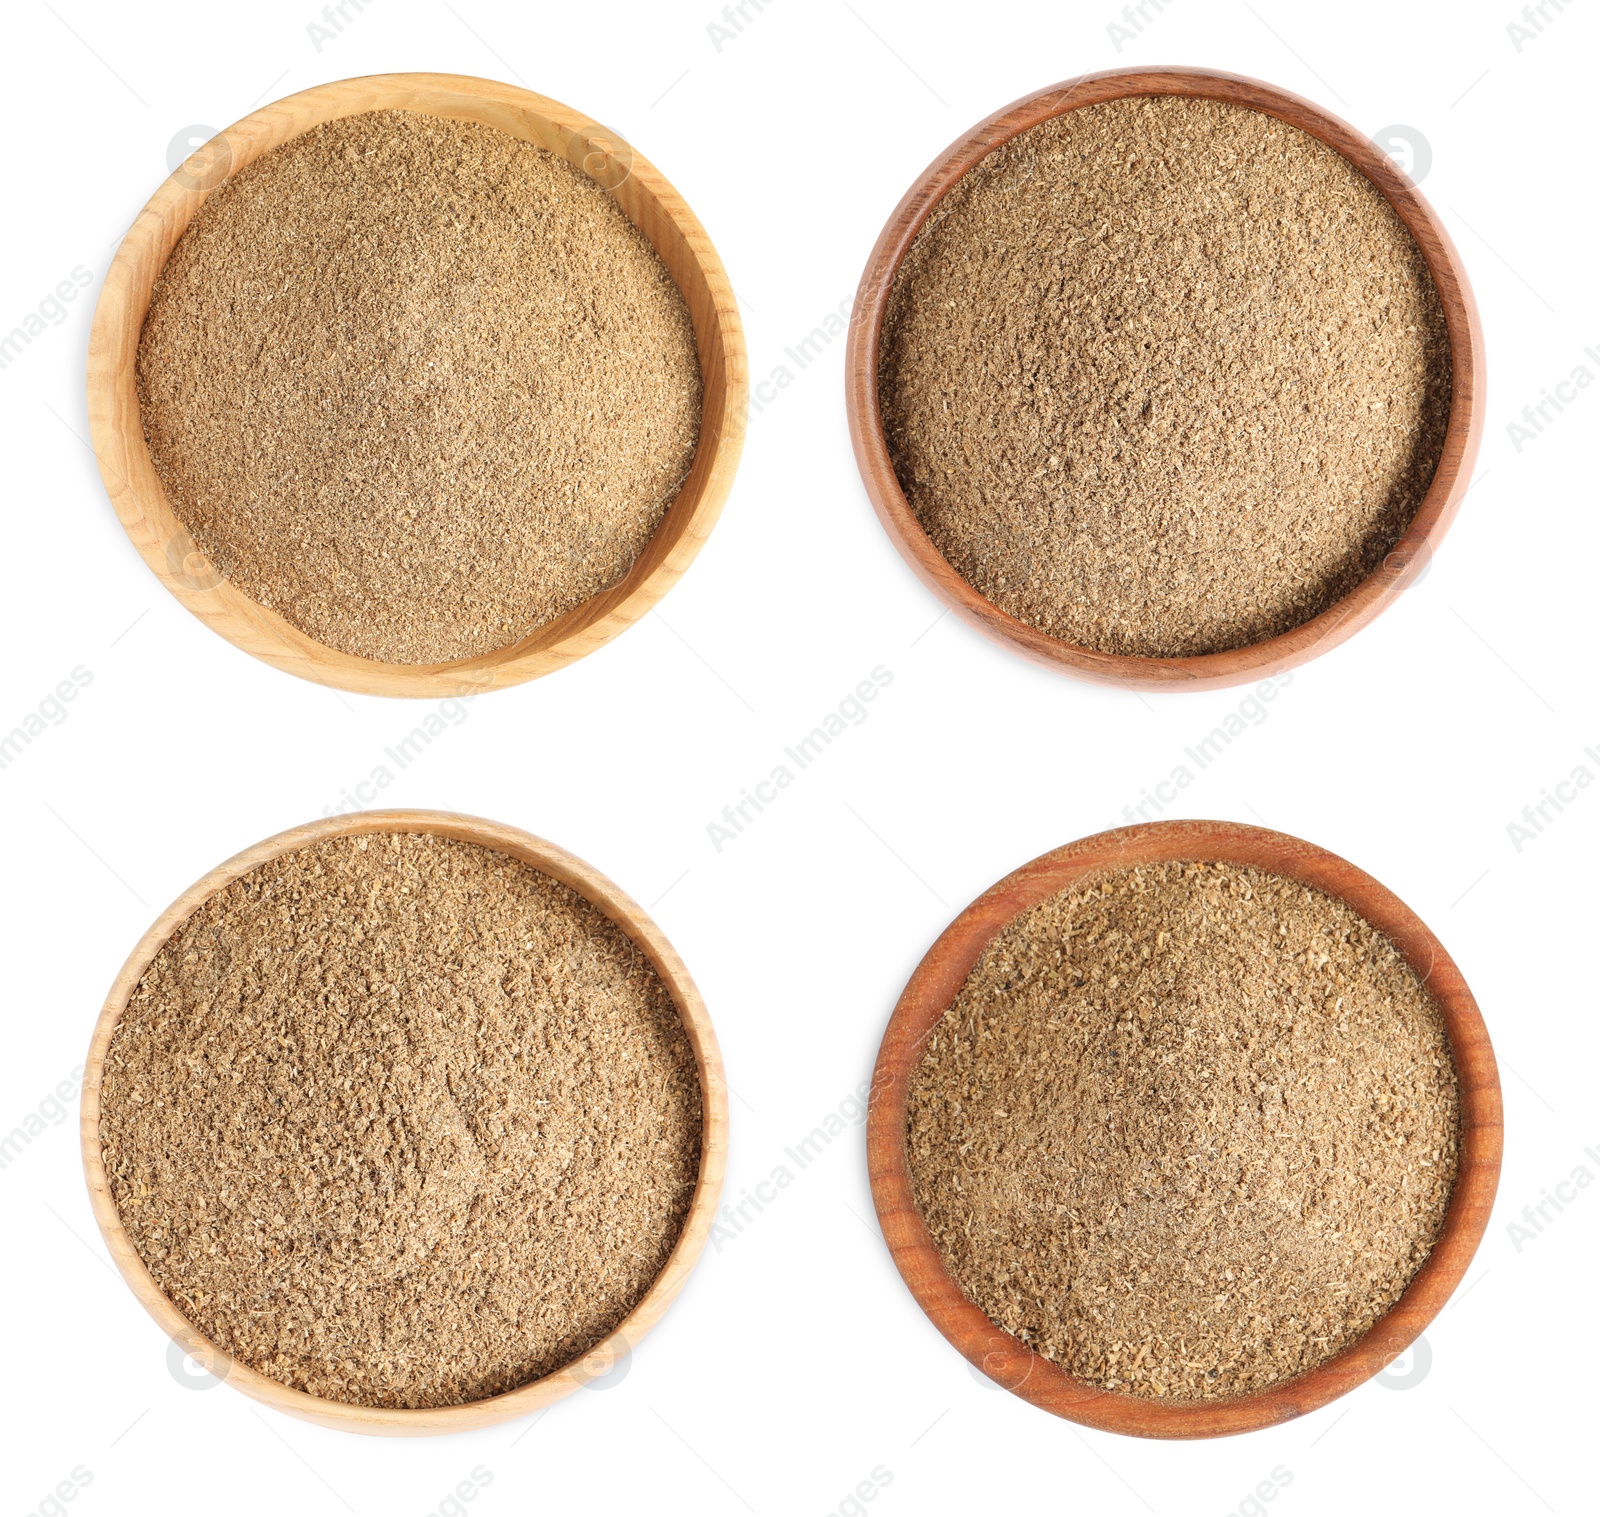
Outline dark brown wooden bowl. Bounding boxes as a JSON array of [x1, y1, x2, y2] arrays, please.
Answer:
[[845, 68, 1485, 691], [866, 819, 1502, 1438]]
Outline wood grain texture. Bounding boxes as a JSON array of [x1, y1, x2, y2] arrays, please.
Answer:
[[88, 74, 747, 697], [845, 67, 1485, 691], [80, 810, 729, 1436], [866, 819, 1502, 1439]]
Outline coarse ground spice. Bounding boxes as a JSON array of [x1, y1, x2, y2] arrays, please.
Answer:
[[878, 95, 1453, 658], [98, 832, 703, 1409], [137, 109, 702, 664], [906, 861, 1459, 1400]]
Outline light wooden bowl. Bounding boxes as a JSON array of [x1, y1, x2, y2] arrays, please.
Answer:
[[81, 809, 728, 1435], [867, 819, 1501, 1438], [88, 74, 747, 697], [845, 67, 1485, 691]]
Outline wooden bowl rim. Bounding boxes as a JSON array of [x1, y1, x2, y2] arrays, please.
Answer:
[[80, 808, 729, 1436], [87, 72, 748, 698], [844, 65, 1486, 691], [866, 818, 1503, 1438]]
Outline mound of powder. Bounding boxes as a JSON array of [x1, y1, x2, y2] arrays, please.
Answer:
[[99, 832, 703, 1409], [907, 861, 1458, 1400], [879, 95, 1452, 657], [137, 109, 702, 664]]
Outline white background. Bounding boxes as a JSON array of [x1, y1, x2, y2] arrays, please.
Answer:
[[1, 1, 1594, 1512]]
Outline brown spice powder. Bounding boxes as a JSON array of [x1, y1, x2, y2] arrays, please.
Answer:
[[137, 110, 702, 664], [906, 861, 1459, 1400], [99, 832, 703, 1409], [879, 96, 1453, 658]]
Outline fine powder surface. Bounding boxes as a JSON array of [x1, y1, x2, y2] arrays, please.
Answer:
[[906, 862, 1459, 1400], [879, 96, 1453, 658], [98, 832, 703, 1409], [137, 110, 702, 664]]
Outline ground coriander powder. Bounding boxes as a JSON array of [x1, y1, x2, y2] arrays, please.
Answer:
[[879, 95, 1453, 658], [99, 832, 703, 1409], [137, 109, 702, 664], [906, 861, 1459, 1400]]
